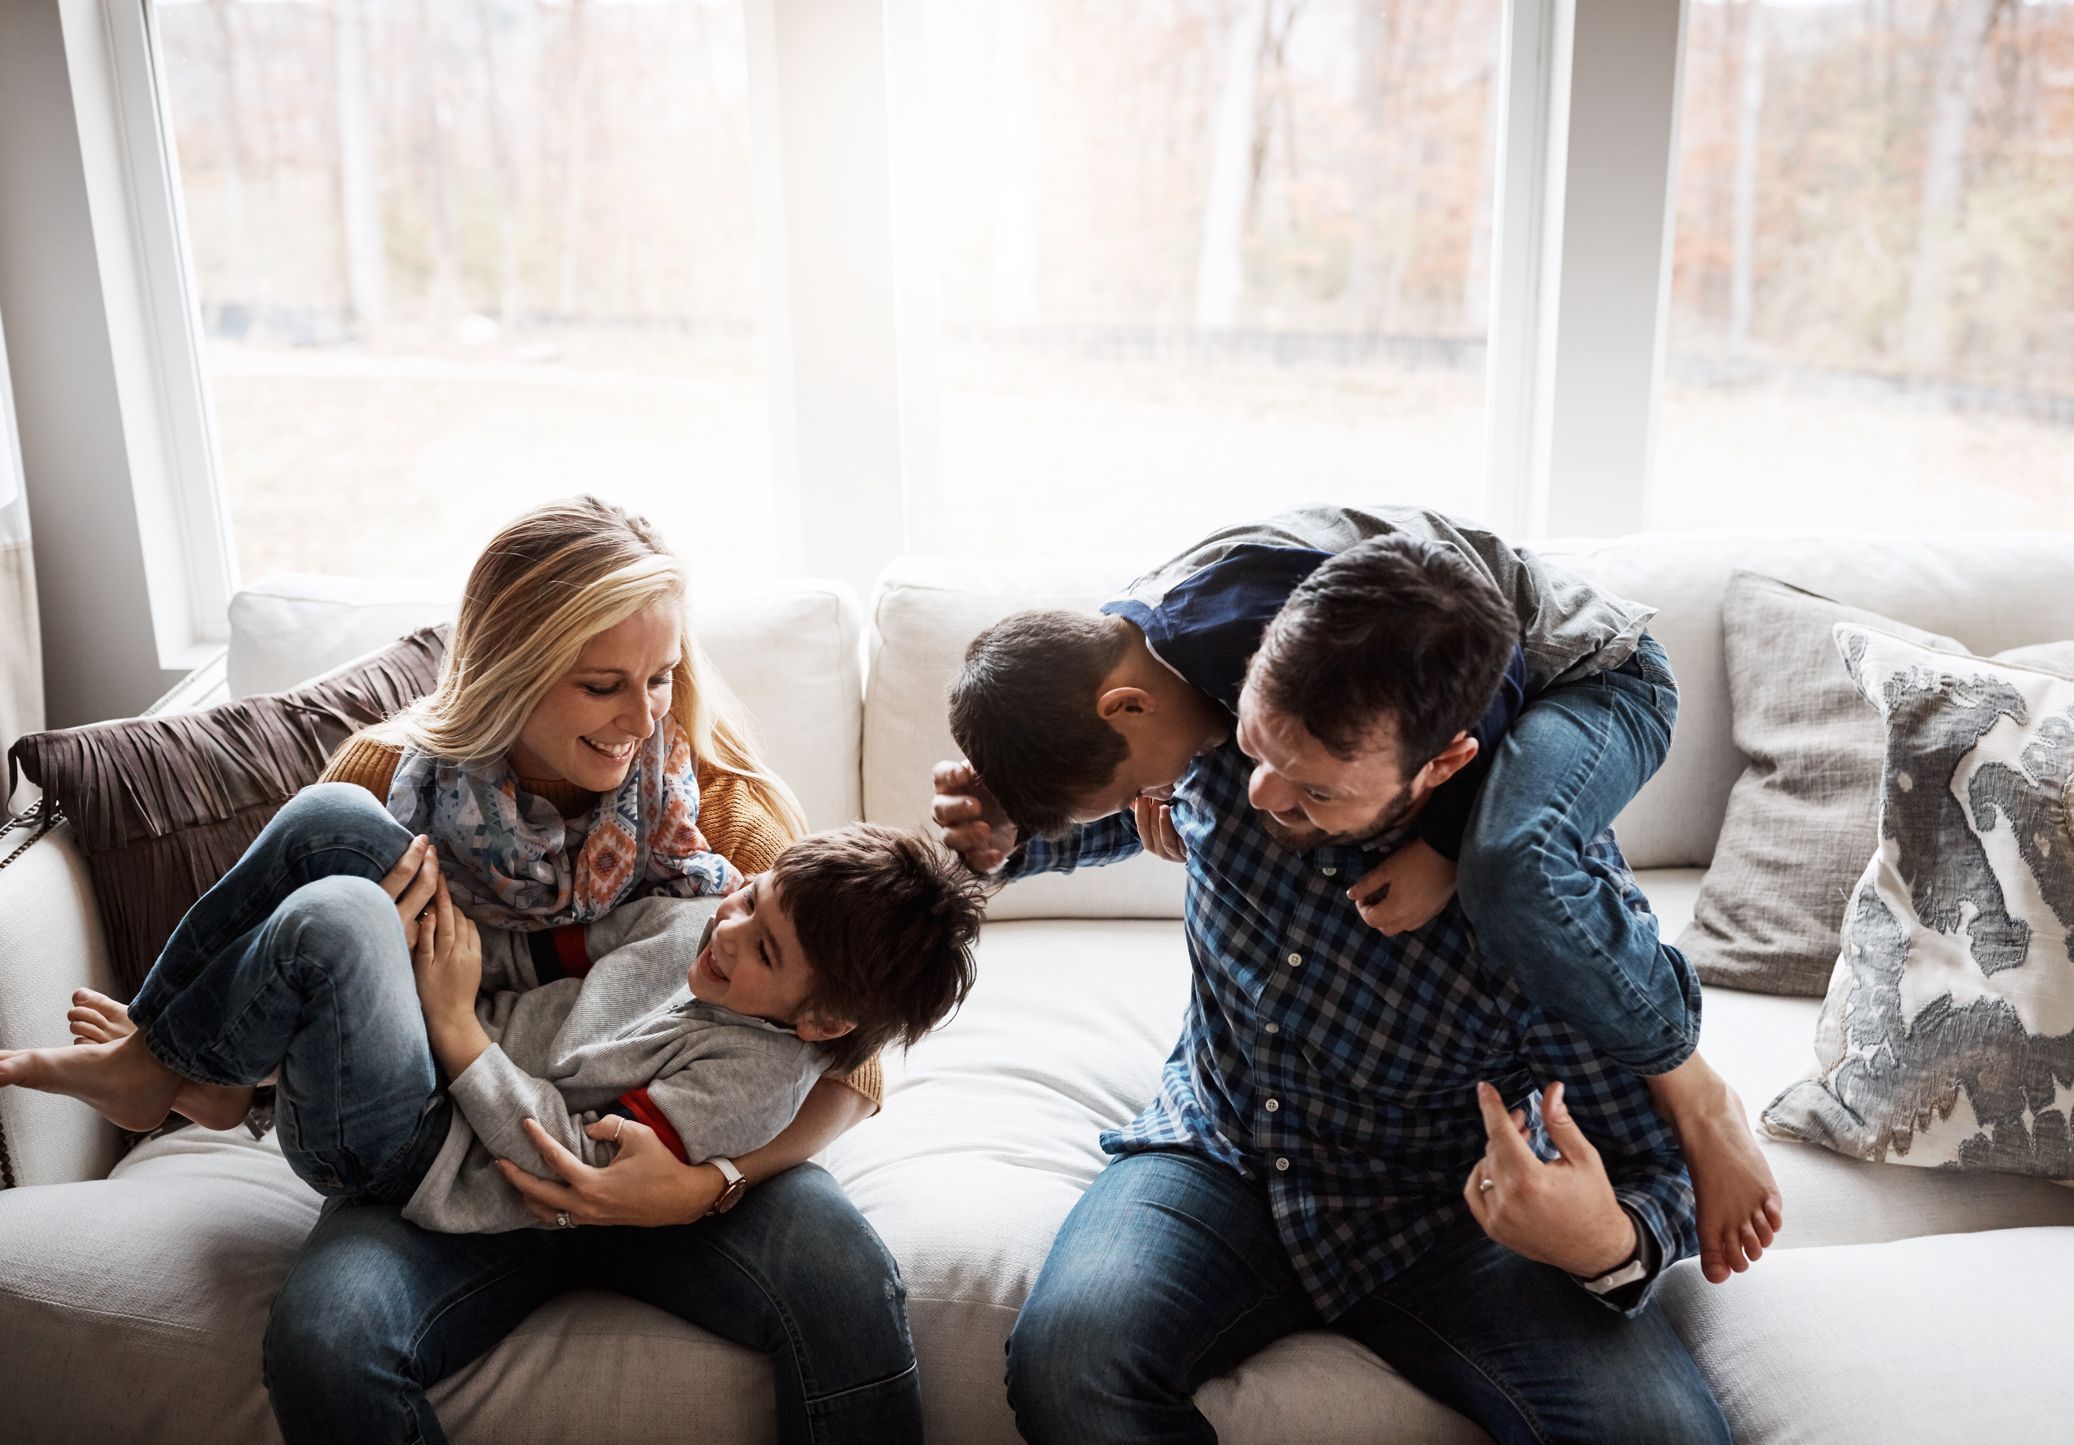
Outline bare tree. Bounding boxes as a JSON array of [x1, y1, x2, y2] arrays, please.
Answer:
[[1194, 0, 1268, 330], [473, 0, 523, 325], [413, 0, 463, 317], [1729, 0, 1768, 352], [333, 0, 386, 329], [207, 0, 257, 308], [1903, 0, 2007, 373], [558, 0, 594, 316]]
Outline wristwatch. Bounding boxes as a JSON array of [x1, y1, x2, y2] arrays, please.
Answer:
[[1577, 1209, 1654, 1295], [708, 1156, 750, 1216]]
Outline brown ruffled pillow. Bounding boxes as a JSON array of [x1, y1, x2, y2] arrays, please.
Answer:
[[6, 626, 446, 993]]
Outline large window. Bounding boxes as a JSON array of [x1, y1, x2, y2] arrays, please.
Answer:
[[158, 0, 777, 583], [1656, 0, 2074, 531], [914, 0, 1506, 560]]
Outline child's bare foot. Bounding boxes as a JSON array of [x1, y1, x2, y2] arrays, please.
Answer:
[[0, 1032, 181, 1132], [68, 988, 136, 1045], [170, 1078, 258, 1130], [1649, 1056, 1784, 1283]]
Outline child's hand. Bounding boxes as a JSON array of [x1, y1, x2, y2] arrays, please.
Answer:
[[412, 872, 484, 1026], [1130, 795, 1187, 863], [1347, 837, 1456, 936]]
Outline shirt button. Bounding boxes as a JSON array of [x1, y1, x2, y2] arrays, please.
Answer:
[[1275, 1157, 1291, 1172], [1263, 1022, 1280, 1035], [1321, 866, 1337, 877], [1286, 951, 1302, 967], [1264, 1098, 1280, 1113]]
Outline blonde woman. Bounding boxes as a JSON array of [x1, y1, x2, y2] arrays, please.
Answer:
[[50, 498, 918, 1444]]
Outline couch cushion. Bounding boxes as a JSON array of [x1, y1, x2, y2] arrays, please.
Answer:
[[227, 574, 866, 831], [0, 1125, 780, 1445], [1536, 531, 2074, 868], [865, 559, 1187, 920], [1662, 1228, 2074, 1445]]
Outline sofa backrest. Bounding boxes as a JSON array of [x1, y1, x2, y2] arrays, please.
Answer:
[[226, 573, 865, 831], [866, 532, 2074, 919]]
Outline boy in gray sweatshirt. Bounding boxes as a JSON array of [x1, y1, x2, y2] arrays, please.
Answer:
[[0, 802, 984, 1233]]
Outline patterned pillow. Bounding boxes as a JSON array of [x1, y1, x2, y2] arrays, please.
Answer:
[[1763, 625, 2074, 1179]]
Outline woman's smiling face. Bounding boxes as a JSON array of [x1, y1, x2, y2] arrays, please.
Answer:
[[508, 601, 682, 792]]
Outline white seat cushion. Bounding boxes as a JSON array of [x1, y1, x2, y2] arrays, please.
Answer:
[[1661, 1227, 2074, 1445], [0, 1125, 779, 1445]]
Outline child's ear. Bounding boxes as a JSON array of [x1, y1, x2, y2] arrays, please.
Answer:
[[794, 1014, 857, 1044], [1095, 685, 1155, 723]]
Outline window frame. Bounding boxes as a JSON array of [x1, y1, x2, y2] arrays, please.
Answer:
[[9, 0, 1691, 697]]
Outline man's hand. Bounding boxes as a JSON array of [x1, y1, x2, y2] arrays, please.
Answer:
[[1463, 1081, 1638, 1278], [414, 873, 488, 1073], [1347, 837, 1456, 935], [497, 1116, 726, 1228], [1131, 795, 1186, 863], [931, 760, 1019, 874]]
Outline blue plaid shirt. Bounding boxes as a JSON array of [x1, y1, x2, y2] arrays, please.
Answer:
[[1008, 744, 1697, 1320]]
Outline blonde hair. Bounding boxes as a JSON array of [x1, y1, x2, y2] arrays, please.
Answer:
[[386, 495, 808, 839]]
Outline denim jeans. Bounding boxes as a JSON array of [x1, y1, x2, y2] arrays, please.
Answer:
[[127, 782, 449, 1201], [128, 783, 920, 1444], [1006, 1150, 1729, 1445], [1456, 633, 1705, 1077]]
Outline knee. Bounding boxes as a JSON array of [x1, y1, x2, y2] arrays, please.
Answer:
[[264, 1273, 409, 1421], [274, 780, 394, 840], [274, 877, 410, 995], [1006, 1291, 1160, 1439]]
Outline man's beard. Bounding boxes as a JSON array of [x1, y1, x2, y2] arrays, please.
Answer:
[[1255, 777, 1420, 852]]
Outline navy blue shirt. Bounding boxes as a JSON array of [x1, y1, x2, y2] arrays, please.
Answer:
[[1100, 543, 1528, 860]]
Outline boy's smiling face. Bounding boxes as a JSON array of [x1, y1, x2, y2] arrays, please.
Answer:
[[688, 875, 852, 1043]]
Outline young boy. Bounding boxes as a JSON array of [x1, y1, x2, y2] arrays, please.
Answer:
[[0, 787, 982, 1233], [933, 506, 1781, 1284]]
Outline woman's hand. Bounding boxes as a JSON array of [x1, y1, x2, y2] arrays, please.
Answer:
[[379, 834, 441, 949], [497, 1116, 725, 1228]]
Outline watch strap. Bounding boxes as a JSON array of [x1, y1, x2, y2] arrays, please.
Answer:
[[708, 1156, 749, 1215]]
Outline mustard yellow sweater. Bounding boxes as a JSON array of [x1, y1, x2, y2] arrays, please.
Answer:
[[320, 732, 883, 1107]]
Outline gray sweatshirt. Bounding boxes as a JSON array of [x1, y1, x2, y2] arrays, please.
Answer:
[[402, 894, 826, 1234], [1113, 504, 1655, 693]]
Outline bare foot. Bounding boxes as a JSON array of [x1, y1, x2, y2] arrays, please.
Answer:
[[68, 988, 136, 1045], [1650, 1056, 1784, 1283], [0, 1032, 181, 1132], [171, 1078, 258, 1131]]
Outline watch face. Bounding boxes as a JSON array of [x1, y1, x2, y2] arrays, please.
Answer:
[[714, 1176, 749, 1214]]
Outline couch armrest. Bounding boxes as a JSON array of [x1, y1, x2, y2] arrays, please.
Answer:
[[0, 809, 124, 1187]]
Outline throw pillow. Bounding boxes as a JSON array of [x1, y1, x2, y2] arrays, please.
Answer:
[[1679, 574, 2074, 996], [1762, 625, 2074, 1180], [6, 626, 446, 993]]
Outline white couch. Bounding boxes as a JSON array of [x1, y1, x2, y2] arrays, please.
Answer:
[[7, 534, 2074, 1445]]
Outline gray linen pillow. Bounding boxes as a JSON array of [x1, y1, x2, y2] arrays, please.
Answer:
[[1678, 575, 1962, 995], [1680, 573, 2074, 996]]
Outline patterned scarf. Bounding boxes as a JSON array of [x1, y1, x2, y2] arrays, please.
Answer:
[[387, 715, 740, 930]]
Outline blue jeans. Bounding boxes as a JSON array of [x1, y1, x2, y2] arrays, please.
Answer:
[[129, 783, 921, 1444], [1456, 634, 1704, 1077], [1006, 1151, 1728, 1445], [127, 783, 449, 1201]]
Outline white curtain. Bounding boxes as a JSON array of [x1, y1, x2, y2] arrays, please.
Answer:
[[0, 306, 41, 800]]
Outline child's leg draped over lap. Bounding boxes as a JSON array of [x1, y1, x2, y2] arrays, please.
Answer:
[[0, 783, 447, 1198], [1454, 637, 1783, 1284]]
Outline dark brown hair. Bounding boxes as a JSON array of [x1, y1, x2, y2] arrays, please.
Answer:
[[772, 824, 985, 1073], [1249, 535, 1517, 767], [946, 609, 1131, 839]]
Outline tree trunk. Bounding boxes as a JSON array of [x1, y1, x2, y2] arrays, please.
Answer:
[[989, 0, 1036, 327], [1729, 0, 1767, 352], [1459, 56, 1500, 335], [413, 0, 463, 318], [558, 0, 594, 317], [208, 0, 256, 312], [1194, 0, 1268, 331], [333, 0, 386, 330], [1902, 0, 2003, 374], [473, 0, 522, 325]]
